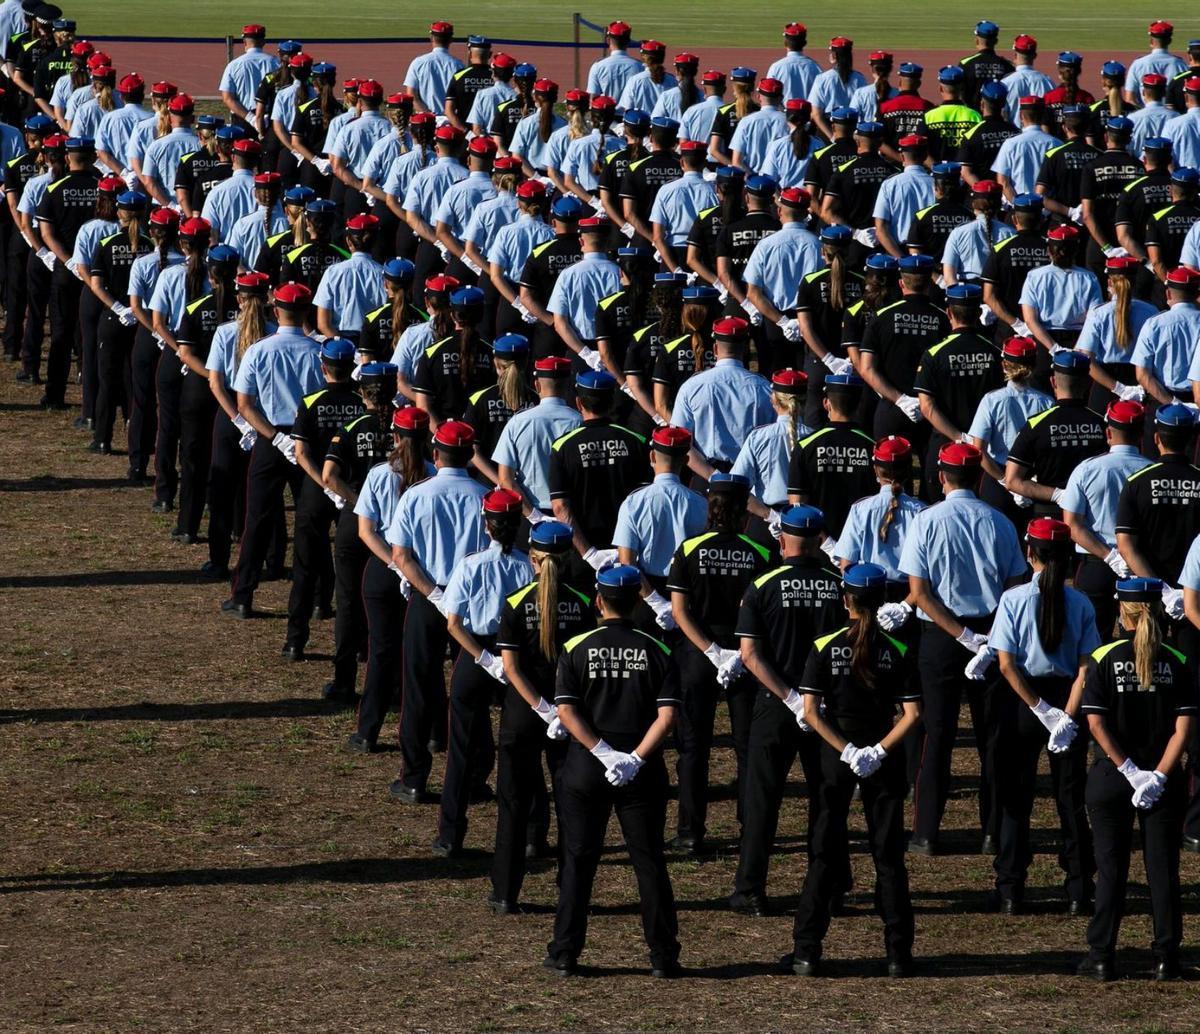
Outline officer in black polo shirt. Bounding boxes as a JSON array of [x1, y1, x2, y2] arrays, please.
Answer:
[[1114, 140, 1175, 275], [279, 199, 347, 291], [545, 563, 681, 979], [36, 135, 99, 409], [979, 194, 1047, 339], [956, 81, 1017, 187], [730, 504, 846, 916], [620, 116, 681, 246], [3, 113, 50, 363], [598, 108, 648, 227], [959, 20, 1015, 107], [1167, 41, 1200, 110], [1079, 118, 1142, 274], [444, 35, 494, 131], [594, 245, 654, 377], [906, 162, 972, 260], [802, 108, 858, 205], [518, 195, 583, 358], [822, 121, 899, 250], [1033, 106, 1098, 223], [549, 369, 650, 563], [1005, 350, 1108, 515], [490, 63, 537, 153], [686, 167, 743, 287], [1144, 167, 1200, 285], [787, 374, 877, 541], [31, 15, 71, 114], [177, 123, 238, 218], [715, 174, 779, 318]]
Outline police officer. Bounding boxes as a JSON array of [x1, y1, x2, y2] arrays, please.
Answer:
[[1061, 400, 1151, 637], [443, 35, 493, 131], [714, 173, 778, 324], [684, 168, 743, 286], [434, 136, 499, 282], [201, 137, 260, 241], [732, 368, 809, 525], [1127, 75, 1175, 155], [923, 66, 981, 160], [403, 122, 467, 287], [403, 21, 463, 115], [957, 82, 1017, 188], [731, 503, 844, 915], [767, 22, 820, 102], [653, 286, 719, 420], [359, 257, 418, 365], [596, 107, 647, 226], [1114, 140, 1175, 273], [218, 23, 277, 137], [802, 107, 857, 203], [329, 79, 391, 213], [221, 282, 325, 618], [649, 140, 716, 272], [906, 162, 971, 261], [311, 214, 383, 341], [278, 199, 346, 292], [586, 21, 640, 102], [729, 77, 787, 175], [462, 333, 534, 482], [1078, 118, 1142, 273], [489, 63, 538, 155], [141, 93, 199, 208], [620, 115, 682, 245], [1033, 106, 1098, 224], [3, 112, 51, 366], [1167, 41, 1200, 111], [1076, 256, 1157, 408], [516, 195, 583, 357], [548, 217, 621, 364], [899, 441, 1027, 855], [177, 123, 238, 220], [1136, 268, 1200, 419], [873, 134, 932, 258], [821, 121, 899, 262], [545, 563, 681, 978], [960, 20, 1015, 107], [617, 40, 675, 114], [560, 95, 622, 213], [993, 97, 1059, 201], [760, 98, 818, 190], [667, 472, 773, 854], [979, 193, 1046, 342], [1149, 168, 1200, 282], [1078, 577, 1195, 982], [414, 285, 496, 425], [510, 78, 565, 178]]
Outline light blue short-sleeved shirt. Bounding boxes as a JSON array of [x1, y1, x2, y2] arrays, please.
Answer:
[[18, 172, 49, 221], [848, 83, 898, 123], [489, 214, 555, 281], [148, 263, 206, 332], [542, 125, 576, 176], [126, 117, 159, 167], [231, 326, 324, 425], [329, 109, 391, 178], [729, 105, 789, 174], [1127, 50, 1189, 101], [943, 218, 1016, 279], [219, 48, 280, 113], [1018, 263, 1102, 330], [442, 541, 534, 635], [678, 95, 725, 147], [385, 466, 489, 586], [360, 132, 412, 186], [613, 472, 708, 578], [270, 82, 309, 132], [65, 84, 94, 124], [462, 192, 519, 253], [731, 414, 811, 507], [649, 171, 718, 247], [128, 249, 184, 304], [767, 51, 823, 101], [650, 85, 705, 122], [95, 104, 153, 166], [968, 382, 1054, 466], [1075, 297, 1159, 365], [313, 251, 386, 333], [760, 133, 820, 189], [1176, 532, 1200, 592], [50, 74, 72, 114], [670, 358, 776, 464], [833, 484, 928, 582], [491, 396, 582, 510], [466, 81, 515, 133], [227, 204, 289, 269], [433, 170, 497, 238], [1180, 220, 1200, 271], [991, 124, 1060, 196], [70, 218, 119, 277], [1138, 303, 1200, 390], [201, 168, 257, 240], [382, 145, 436, 200], [1060, 445, 1153, 550], [618, 70, 678, 114], [206, 319, 277, 384], [587, 51, 643, 101], [561, 129, 624, 193], [990, 573, 1100, 677], [403, 47, 465, 112], [69, 97, 121, 139], [1161, 108, 1200, 170], [389, 322, 434, 384], [999, 67, 1055, 123], [873, 164, 935, 243], [509, 112, 567, 173], [742, 221, 823, 311], [809, 68, 868, 115], [1128, 102, 1178, 156], [143, 127, 200, 193], [403, 155, 469, 223], [354, 462, 406, 529], [547, 253, 622, 340], [898, 488, 1027, 619], [321, 109, 355, 155]]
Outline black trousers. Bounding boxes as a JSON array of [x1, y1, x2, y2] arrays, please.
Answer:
[[912, 619, 1001, 844], [127, 327, 159, 476], [285, 479, 336, 650], [993, 677, 1093, 904], [332, 508, 368, 690], [437, 645, 500, 846], [230, 434, 304, 607], [398, 591, 455, 792], [1075, 554, 1119, 642], [77, 286, 103, 421], [93, 311, 135, 449], [356, 555, 406, 745], [1086, 759, 1184, 964], [491, 685, 564, 903], [207, 411, 248, 571], [674, 642, 756, 842], [734, 687, 846, 899], [177, 371, 216, 537], [549, 745, 679, 967], [792, 739, 914, 961], [19, 249, 49, 378], [2, 232, 28, 360], [153, 349, 184, 505], [44, 264, 82, 404]]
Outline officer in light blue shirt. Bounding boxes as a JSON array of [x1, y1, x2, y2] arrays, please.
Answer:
[[461, 178, 519, 261], [219, 26, 279, 119], [1000, 51, 1054, 124], [441, 524, 533, 641], [561, 101, 623, 197], [71, 87, 123, 140], [1075, 283, 1159, 367], [466, 63, 516, 137], [614, 425, 708, 585], [149, 241, 215, 335], [313, 217, 386, 337], [227, 197, 288, 270], [677, 74, 726, 146], [1126, 31, 1189, 103], [403, 23, 465, 113], [1140, 271, 1200, 396], [1127, 77, 1178, 155], [95, 83, 153, 175], [967, 337, 1054, 469], [433, 141, 497, 242], [671, 317, 775, 467], [488, 184, 554, 285], [768, 24, 822, 100], [617, 43, 678, 113], [328, 96, 391, 180], [649, 141, 717, 257], [509, 86, 566, 174], [587, 22, 642, 100], [809, 44, 868, 135], [142, 99, 200, 203], [873, 136, 934, 255], [200, 151, 257, 241], [1161, 99, 1200, 170], [1019, 227, 1103, 341], [360, 121, 414, 193], [729, 78, 788, 173], [759, 108, 821, 188], [403, 143, 468, 228], [992, 98, 1060, 198], [744, 189, 822, 314], [548, 220, 621, 350], [731, 369, 810, 509], [650, 54, 703, 121], [942, 185, 1015, 282]]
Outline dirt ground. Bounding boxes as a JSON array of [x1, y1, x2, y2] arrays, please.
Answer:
[[0, 371, 1196, 1033]]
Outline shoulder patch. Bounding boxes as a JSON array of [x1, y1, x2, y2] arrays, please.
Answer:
[[1091, 639, 1126, 663], [814, 626, 849, 652], [633, 628, 671, 655], [564, 627, 604, 653], [1126, 462, 1160, 482], [799, 426, 834, 450], [1027, 405, 1060, 429], [531, 239, 555, 258], [610, 423, 647, 444], [506, 581, 538, 608], [682, 531, 717, 557], [598, 290, 624, 311], [302, 388, 328, 407], [185, 293, 213, 315], [753, 565, 790, 589], [551, 425, 587, 452], [737, 534, 772, 561]]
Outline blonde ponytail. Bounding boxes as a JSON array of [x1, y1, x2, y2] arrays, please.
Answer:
[[533, 550, 563, 662], [1121, 600, 1163, 689]]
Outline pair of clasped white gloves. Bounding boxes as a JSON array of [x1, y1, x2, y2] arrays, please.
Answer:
[[775, 689, 887, 778]]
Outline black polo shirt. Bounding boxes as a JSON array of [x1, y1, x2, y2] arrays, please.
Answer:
[[326, 412, 391, 492], [1167, 66, 1200, 112], [978, 231, 1047, 315], [4, 151, 38, 204], [619, 151, 680, 221], [175, 150, 231, 214], [490, 98, 529, 150], [857, 294, 949, 394], [445, 64, 494, 121], [667, 530, 774, 647], [412, 333, 496, 421], [734, 557, 845, 685], [518, 233, 582, 307], [685, 203, 725, 271], [955, 116, 1017, 180], [175, 292, 239, 363], [622, 322, 664, 438], [548, 417, 650, 547], [497, 576, 596, 689], [1006, 399, 1107, 488], [716, 209, 780, 289], [292, 96, 335, 155], [598, 144, 641, 199], [1114, 173, 1174, 243], [906, 200, 972, 258], [359, 300, 427, 360], [803, 138, 857, 197], [1086, 99, 1139, 145], [254, 228, 296, 284], [33, 43, 72, 101], [291, 382, 366, 455], [1115, 453, 1200, 585], [787, 421, 877, 535], [959, 50, 1015, 107], [912, 329, 1002, 433], [841, 293, 900, 349], [1144, 201, 1200, 269], [554, 618, 679, 751], [652, 333, 714, 407], [1079, 149, 1143, 235], [280, 240, 350, 293], [593, 288, 639, 368], [1035, 139, 1101, 209], [824, 153, 899, 230], [37, 168, 100, 250], [463, 381, 536, 460], [90, 230, 152, 300], [796, 267, 865, 352]]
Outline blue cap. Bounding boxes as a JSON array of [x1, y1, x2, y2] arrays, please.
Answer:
[[823, 372, 865, 392], [707, 471, 751, 497], [207, 244, 240, 266], [946, 282, 982, 301], [855, 120, 883, 137], [622, 107, 650, 130], [383, 257, 415, 283], [1057, 51, 1083, 66], [819, 223, 852, 244], [312, 62, 336, 76], [551, 195, 585, 219], [898, 61, 923, 77], [681, 285, 720, 302], [1155, 402, 1197, 428], [467, 34, 489, 46], [654, 271, 688, 285], [576, 369, 617, 392], [514, 62, 537, 78], [1190, 39, 1200, 50], [116, 189, 148, 208], [844, 562, 888, 592], [305, 198, 338, 216], [779, 504, 824, 535], [493, 333, 530, 356], [65, 136, 94, 151], [359, 362, 398, 380], [1115, 576, 1163, 602], [1012, 192, 1044, 211], [23, 113, 54, 132], [1051, 349, 1091, 374], [897, 254, 934, 272], [931, 161, 962, 178], [596, 563, 641, 592], [865, 254, 899, 272], [320, 337, 356, 362], [937, 65, 964, 84], [278, 39, 303, 55], [1144, 137, 1173, 152], [283, 185, 316, 204], [1105, 116, 1133, 134], [450, 286, 485, 308], [1171, 166, 1199, 185], [650, 116, 679, 132], [745, 173, 778, 196], [731, 66, 756, 82], [975, 20, 999, 37], [215, 125, 245, 141], [1101, 60, 1126, 78], [715, 165, 745, 181], [529, 520, 574, 551], [830, 106, 858, 123], [980, 80, 1008, 101], [196, 114, 224, 129]]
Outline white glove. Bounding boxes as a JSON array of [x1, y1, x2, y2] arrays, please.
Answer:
[[619, 221, 636, 239], [434, 240, 450, 263], [475, 648, 508, 683], [427, 586, 447, 615], [1010, 491, 1033, 509], [955, 627, 989, 654], [840, 742, 864, 772], [1103, 548, 1130, 578], [1048, 342, 1070, 356], [895, 393, 922, 422], [610, 750, 645, 787], [587, 195, 604, 213], [312, 156, 332, 176], [525, 508, 547, 526], [1051, 487, 1067, 507], [1067, 204, 1083, 224], [766, 510, 783, 540], [238, 428, 258, 451], [964, 646, 995, 680], [851, 226, 877, 248], [704, 642, 744, 686], [644, 590, 677, 631], [783, 688, 812, 732], [740, 297, 764, 326], [1131, 769, 1167, 809], [533, 697, 569, 738], [512, 298, 539, 324], [578, 346, 604, 372], [620, 380, 637, 399], [461, 254, 483, 276], [1030, 697, 1070, 735], [323, 486, 345, 510], [364, 193, 377, 208], [1119, 757, 1159, 807], [387, 562, 413, 600], [290, 149, 304, 164], [682, 271, 698, 287], [153, 332, 168, 351], [36, 246, 55, 270], [716, 284, 729, 305], [350, 363, 363, 381], [271, 432, 297, 464], [1113, 382, 1144, 402], [110, 301, 137, 326], [1102, 245, 1129, 259], [591, 739, 640, 785], [231, 413, 251, 435], [1047, 713, 1079, 754], [582, 546, 618, 571], [819, 536, 837, 561], [821, 353, 853, 376], [877, 601, 912, 631], [1162, 585, 1185, 620], [121, 169, 138, 189], [1009, 319, 1031, 336], [651, 411, 668, 427], [777, 316, 801, 342], [844, 742, 885, 777]]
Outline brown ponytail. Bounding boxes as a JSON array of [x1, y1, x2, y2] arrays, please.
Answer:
[[826, 246, 846, 311], [875, 75, 890, 109], [1002, 357, 1033, 384], [678, 70, 697, 114], [496, 356, 524, 412], [97, 83, 116, 113], [733, 81, 754, 121], [389, 287, 411, 348], [1111, 272, 1134, 351], [847, 598, 881, 689], [538, 97, 554, 143], [235, 293, 268, 362], [681, 299, 712, 375], [705, 491, 747, 533], [429, 297, 454, 341], [1032, 543, 1070, 652], [774, 388, 802, 452], [184, 239, 208, 300], [878, 467, 907, 542], [458, 325, 475, 387], [388, 434, 429, 489], [1121, 600, 1163, 689], [532, 549, 563, 662], [126, 213, 142, 254]]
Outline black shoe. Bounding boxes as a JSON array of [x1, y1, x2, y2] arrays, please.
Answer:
[[651, 960, 682, 979], [280, 643, 305, 662], [430, 839, 459, 859], [525, 841, 551, 860], [427, 738, 446, 754], [171, 530, 196, 545], [980, 834, 998, 856], [668, 834, 700, 855], [71, 415, 90, 431], [40, 396, 68, 410], [887, 955, 915, 978], [987, 890, 1020, 916], [783, 953, 819, 977], [127, 469, 151, 486], [1076, 957, 1116, 982], [1182, 834, 1200, 854], [728, 892, 769, 917], [86, 440, 111, 454], [907, 836, 937, 857], [542, 954, 576, 977], [1155, 960, 1182, 982], [199, 561, 229, 580], [312, 603, 333, 621], [345, 733, 375, 754], [321, 681, 356, 706], [15, 369, 34, 382], [388, 780, 431, 804], [220, 598, 251, 619], [1068, 898, 1093, 917], [151, 499, 173, 513], [487, 896, 521, 915], [468, 784, 496, 804]]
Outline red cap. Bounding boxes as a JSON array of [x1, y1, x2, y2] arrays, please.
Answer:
[[343, 77, 361, 91], [430, 20, 454, 35], [534, 356, 572, 377], [392, 406, 430, 435], [898, 133, 927, 149], [467, 135, 498, 156], [639, 40, 665, 55], [242, 24, 266, 37], [873, 436, 912, 463], [167, 93, 194, 114], [784, 22, 807, 36], [1002, 335, 1037, 361], [232, 139, 261, 155], [179, 216, 210, 238], [345, 213, 380, 232], [778, 186, 811, 209], [1105, 254, 1141, 273], [700, 70, 726, 85], [591, 94, 617, 111], [357, 79, 383, 99], [91, 66, 115, 82], [971, 179, 1002, 196], [533, 78, 558, 94], [1149, 20, 1173, 35], [424, 274, 461, 295], [1026, 517, 1071, 543], [434, 123, 465, 142], [1185, 77, 1200, 94], [252, 171, 281, 186], [938, 441, 982, 468], [97, 175, 125, 193], [148, 207, 179, 227], [71, 40, 93, 57], [433, 420, 475, 449], [235, 271, 271, 293], [578, 216, 610, 232], [674, 52, 699, 67], [516, 180, 546, 199], [1018, 95, 1044, 109], [1013, 34, 1037, 53], [650, 425, 693, 454], [1047, 224, 1081, 242], [491, 53, 516, 70], [785, 98, 812, 115], [386, 92, 413, 108], [829, 36, 853, 49], [713, 316, 750, 340], [606, 21, 631, 36], [868, 50, 893, 63], [771, 367, 807, 392], [288, 53, 313, 69], [151, 80, 177, 97], [409, 111, 436, 126], [493, 155, 521, 172], [482, 488, 523, 514], [679, 139, 706, 152], [42, 133, 67, 151], [1165, 266, 1200, 288], [564, 88, 590, 105], [1106, 399, 1145, 427], [86, 52, 111, 70], [758, 77, 783, 95], [273, 282, 314, 308], [118, 72, 144, 93], [1142, 73, 1167, 87]]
